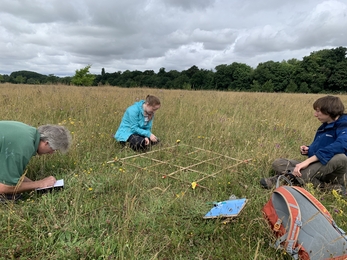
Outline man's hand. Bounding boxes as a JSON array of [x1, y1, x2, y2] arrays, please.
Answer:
[[0, 176, 57, 194], [37, 176, 57, 188]]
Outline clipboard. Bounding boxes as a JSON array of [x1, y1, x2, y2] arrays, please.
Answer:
[[203, 198, 248, 219]]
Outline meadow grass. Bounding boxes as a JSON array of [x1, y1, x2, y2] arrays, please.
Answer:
[[1, 84, 346, 259]]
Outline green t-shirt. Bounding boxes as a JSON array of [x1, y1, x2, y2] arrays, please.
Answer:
[[0, 121, 40, 186]]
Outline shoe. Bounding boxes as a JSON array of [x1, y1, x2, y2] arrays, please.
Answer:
[[260, 176, 278, 189]]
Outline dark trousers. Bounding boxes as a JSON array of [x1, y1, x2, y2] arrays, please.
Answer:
[[126, 134, 159, 151], [272, 154, 347, 187]]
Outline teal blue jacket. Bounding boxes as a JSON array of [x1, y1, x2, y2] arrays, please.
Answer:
[[114, 100, 154, 142], [0, 121, 40, 185]]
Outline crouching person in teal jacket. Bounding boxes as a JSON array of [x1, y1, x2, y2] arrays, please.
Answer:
[[0, 121, 72, 201], [114, 95, 161, 151]]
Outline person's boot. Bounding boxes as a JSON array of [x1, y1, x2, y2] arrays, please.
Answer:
[[260, 176, 278, 189]]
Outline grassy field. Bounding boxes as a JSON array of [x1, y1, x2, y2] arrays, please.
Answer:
[[1, 84, 346, 259]]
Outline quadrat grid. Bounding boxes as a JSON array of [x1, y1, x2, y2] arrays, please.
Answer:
[[108, 144, 251, 189]]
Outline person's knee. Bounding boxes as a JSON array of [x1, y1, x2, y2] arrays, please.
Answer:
[[272, 158, 292, 173], [329, 154, 347, 169], [272, 158, 284, 169], [330, 153, 347, 162]]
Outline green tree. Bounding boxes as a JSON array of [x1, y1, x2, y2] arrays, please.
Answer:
[[294, 47, 347, 93], [172, 74, 190, 89], [10, 70, 47, 84], [71, 65, 95, 86], [47, 74, 59, 84], [262, 80, 274, 92], [299, 82, 310, 93], [253, 61, 293, 92], [285, 79, 298, 93], [327, 61, 347, 92], [250, 80, 261, 92], [228, 62, 253, 91], [14, 75, 26, 84], [214, 64, 232, 90]]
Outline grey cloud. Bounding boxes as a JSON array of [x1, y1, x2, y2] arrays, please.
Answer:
[[233, 1, 347, 60], [0, 0, 82, 24], [0, 0, 346, 75], [161, 0, 216, 11]]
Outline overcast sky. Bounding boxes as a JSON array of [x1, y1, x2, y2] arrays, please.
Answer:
[[1, 0, 346, 76]]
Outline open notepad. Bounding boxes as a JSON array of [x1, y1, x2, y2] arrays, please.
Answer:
[[203, 198, 248, 219], [35, 179, 64, 193]]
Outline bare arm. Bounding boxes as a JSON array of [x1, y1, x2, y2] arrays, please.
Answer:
[[292, 155, 319, 177], [0, 176, 57, 194]]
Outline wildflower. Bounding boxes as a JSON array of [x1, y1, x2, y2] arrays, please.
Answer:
[[191, 182, 197, 189], [88, 187, 93, 191], [176, 139, 181, 143], [332, 189, 340, 199]]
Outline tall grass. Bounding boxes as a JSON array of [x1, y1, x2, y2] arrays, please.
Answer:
[[0, 84, 346, 259]]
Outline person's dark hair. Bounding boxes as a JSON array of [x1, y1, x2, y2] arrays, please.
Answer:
[[38, 125, 72, 153], [313, 96, 345, 119], [145, 95, 161, 106]]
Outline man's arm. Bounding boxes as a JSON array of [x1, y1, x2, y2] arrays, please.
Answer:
[[0, 176, 57, 194]]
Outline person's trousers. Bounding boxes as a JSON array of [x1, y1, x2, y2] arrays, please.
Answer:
[[272, 154, 347, 187], [127, 134, 159, 151]]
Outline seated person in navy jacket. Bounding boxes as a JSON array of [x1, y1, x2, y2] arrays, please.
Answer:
[[261, 95, 347, 195]]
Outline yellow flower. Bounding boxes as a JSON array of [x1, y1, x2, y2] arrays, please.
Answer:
[[191, 182, 197, 189], [88, 187, 93, 191], [332, 189, 340, 198], [176, 139, 181, 143]]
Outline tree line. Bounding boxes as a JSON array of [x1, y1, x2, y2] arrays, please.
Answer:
[[1, 46, 347, 93]]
